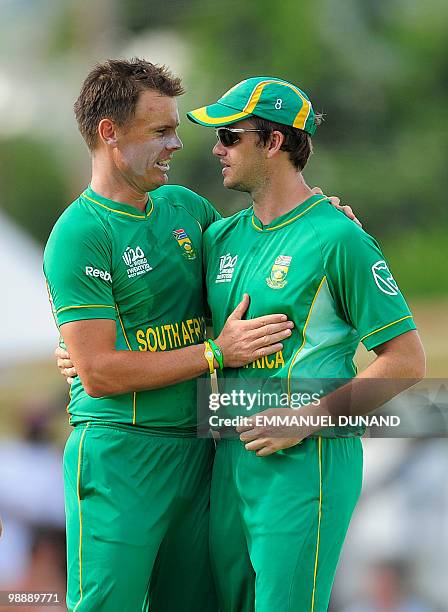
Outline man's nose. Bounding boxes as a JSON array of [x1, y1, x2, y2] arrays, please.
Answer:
[[168, 134, 183, 151], [213, 141, 225, 156]]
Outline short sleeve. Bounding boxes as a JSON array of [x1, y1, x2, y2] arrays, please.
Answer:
[[199, 195, 222, 230], [44, 213, 116, 327], [322, 225, 416, 351]]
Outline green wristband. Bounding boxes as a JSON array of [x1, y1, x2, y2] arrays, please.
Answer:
[[207, 338, 224, 370]]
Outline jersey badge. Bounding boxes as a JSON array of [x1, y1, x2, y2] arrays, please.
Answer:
[[216, 253, 238, 283], [122, 246, 152, 279], [172, 228, 197, 260], [371, 260, 399, 295], [266, 255, 292, 289]]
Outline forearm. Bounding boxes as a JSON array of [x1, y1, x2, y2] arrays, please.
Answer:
[[78, 343, 209, 397], [301, 333, 426, 428], [320, 361, 419, 421], [58, 302, 294, 396]]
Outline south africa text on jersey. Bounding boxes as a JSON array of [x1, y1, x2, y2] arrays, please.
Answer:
[[244, 351, 285, 369], [136, 317, 207, 351]]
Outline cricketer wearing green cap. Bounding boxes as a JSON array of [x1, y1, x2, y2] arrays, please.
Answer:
[[188, 77, 425, 611]]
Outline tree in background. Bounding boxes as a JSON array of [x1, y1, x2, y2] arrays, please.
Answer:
[[0, 0, 446, 295]]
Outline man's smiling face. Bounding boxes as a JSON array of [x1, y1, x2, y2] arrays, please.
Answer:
[[112, 89, 183, 192]]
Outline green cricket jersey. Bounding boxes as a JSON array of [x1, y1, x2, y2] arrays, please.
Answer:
[[44, 185, 220, 428], [204, 194, 416, 436]]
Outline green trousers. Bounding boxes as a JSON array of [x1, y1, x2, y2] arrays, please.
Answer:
[[64, 422, 217, 611], [210, 437, 363, 612]]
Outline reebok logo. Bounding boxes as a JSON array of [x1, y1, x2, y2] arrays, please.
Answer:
[[85, 267, 112, 283]]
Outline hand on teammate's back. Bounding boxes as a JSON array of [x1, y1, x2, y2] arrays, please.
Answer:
[[55, 346, 77, 384], [312, 186, 362, 227]]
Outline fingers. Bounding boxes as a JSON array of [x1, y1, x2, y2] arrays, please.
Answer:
[[248, 321, 294, 357], [250, 327, 292, 350], [342, 205, 354, 218], [228, 293, 250, 320], [247, 313, 291, 330], [311, 186, 324, 195], [339, 204, 362, 227], [55, 346, 69, 359], [344, 206, 363, 227], [327, 195, 341, 208], [60, 366, 77, 382], [253, 342, 285, 358], [328, 197, 363, 227], [63, 367, 77, 378], [239, 428, 259, 442], [244, 437, 298, 456], [244, 438, 270, 452], [58, 358, 74, 371], [256, 446, 277, 457], [56, 346, 75, 382], [236, 421, 255, 433], [218, 309, 294, 368]]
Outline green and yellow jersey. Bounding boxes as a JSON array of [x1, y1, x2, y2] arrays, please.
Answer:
[[204, 193, 416, 435], [44, 185, 220, 428]]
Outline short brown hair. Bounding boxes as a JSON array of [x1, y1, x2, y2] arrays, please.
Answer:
[[74, 58, 185, 150], [250, 115, 323, 170]]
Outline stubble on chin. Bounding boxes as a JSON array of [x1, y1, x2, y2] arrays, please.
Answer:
[[225, 178, 251, 193]]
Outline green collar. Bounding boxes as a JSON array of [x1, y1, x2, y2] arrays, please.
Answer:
[[251, 194, 327, 232], [82, 186, 154, 220]]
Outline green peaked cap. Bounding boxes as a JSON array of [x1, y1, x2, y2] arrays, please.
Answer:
[[187, 76, 317, 135]]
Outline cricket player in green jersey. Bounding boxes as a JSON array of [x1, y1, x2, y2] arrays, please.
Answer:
[[44, 60, 297, 612], [187, 77, 426, 611]]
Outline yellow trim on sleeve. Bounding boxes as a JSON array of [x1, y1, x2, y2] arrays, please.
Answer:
[[56, 304, 116, 314], [73, 422, 90, 612], [287, 276, 327, 399], [83, 193, 154, 219], [116, 306, 137, 425], [360, 315, 413, 343], [311, 437, 323, 612], [116, 310, 132, 351], [252, 197, 327, 232], [45, 281, 59, 329]]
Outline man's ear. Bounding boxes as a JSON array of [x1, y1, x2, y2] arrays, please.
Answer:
[[266, 130, 285, 158], [98, 118, 118, 146]]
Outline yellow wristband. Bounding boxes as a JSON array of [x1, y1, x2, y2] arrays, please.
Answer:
[[204, 341, 215, 374]]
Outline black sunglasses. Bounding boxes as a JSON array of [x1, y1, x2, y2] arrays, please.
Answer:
[[215, 127, 262, 147]]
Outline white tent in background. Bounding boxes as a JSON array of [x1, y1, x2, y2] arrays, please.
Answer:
[[0, 210, 57, 364]]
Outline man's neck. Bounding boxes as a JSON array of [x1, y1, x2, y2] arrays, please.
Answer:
[[252, 172, 314, 225], [90, 158, 149, 212]]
